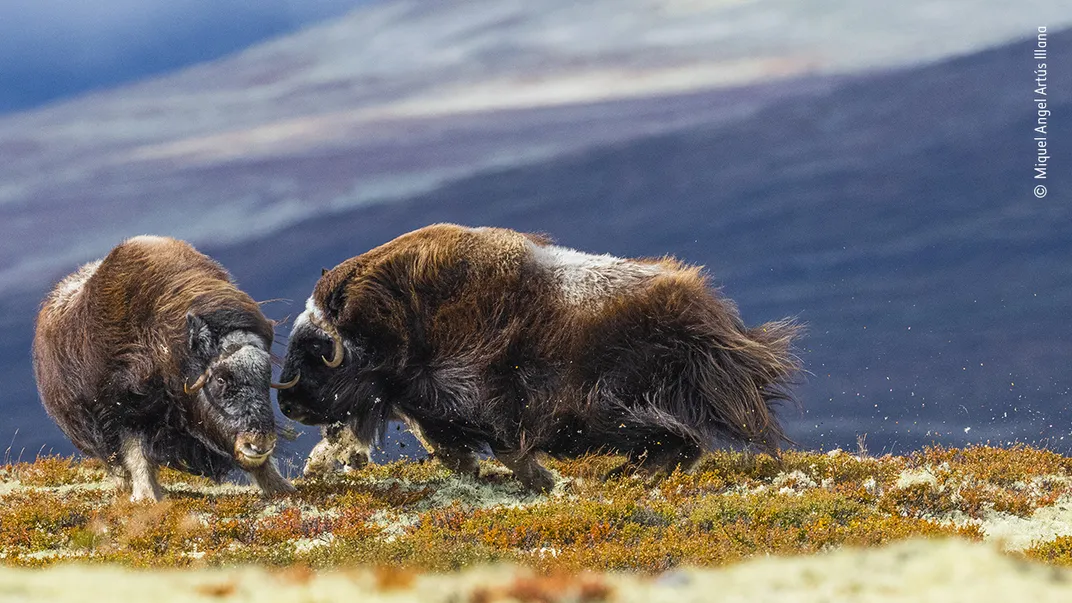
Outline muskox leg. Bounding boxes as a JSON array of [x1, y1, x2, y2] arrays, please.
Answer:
[[120, 433, 162, 502], [414, 431, 478, 477], [105, 452, 132, 492], [399, 415, 436, 459], [303, 423, 372, 477], [496, 449, 556, 492], [606, 443, 704, 480], [303, 436, 344, 477], [249, 460, 297, 496], [398, 417, 478, 476], [639, 442, 704, 476], [432, 445, 480, 477]]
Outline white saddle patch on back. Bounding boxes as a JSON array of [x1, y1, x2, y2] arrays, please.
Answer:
[[528, 243, 663, 306], [126, 235, 170, 246], [50, 260, 102, 311]]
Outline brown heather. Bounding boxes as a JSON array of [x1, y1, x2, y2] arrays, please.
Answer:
[[2, 446, 1072, 571]]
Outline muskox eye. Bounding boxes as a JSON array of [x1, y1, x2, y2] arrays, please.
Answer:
[[215, 376, 226, 388]]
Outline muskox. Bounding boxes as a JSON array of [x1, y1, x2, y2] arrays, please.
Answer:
[[32, 236, 296, 501], [277, 224, 800, 490]]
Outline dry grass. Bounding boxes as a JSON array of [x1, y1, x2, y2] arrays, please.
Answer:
[[1025, 536, 1072, 567], [2, 446, 1071, 570]]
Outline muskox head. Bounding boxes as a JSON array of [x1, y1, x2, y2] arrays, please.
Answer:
[[184, 313, 281, 469], [272, 293, 385, 433], [274, 297, 360, 426]]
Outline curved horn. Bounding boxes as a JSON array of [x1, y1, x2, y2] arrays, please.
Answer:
[[184, 370, 210, 395], [322, 330, 344, 368], [271, 373, 301, 389]]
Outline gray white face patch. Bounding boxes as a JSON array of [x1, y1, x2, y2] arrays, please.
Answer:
[[198, 331, 274, 430]]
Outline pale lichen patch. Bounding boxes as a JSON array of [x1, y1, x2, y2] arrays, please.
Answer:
[[896, 467, 942, 489], [941, 495, 1072, 551]]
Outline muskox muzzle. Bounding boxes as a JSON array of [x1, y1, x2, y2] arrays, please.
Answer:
[[234, 431, 277, 469]]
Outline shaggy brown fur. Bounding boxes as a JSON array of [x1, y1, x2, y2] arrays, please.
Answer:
[[33, 236, 290, 499], [280, 224, 801, 490]]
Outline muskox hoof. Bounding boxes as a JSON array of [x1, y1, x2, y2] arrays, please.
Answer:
[[607, 445, 705, 482], [518, 467, 557, 493], [603, 461, 636, 481], [251, 461, 297, 496], [339, 449, 370, 473], [126, 476, 164, 502], [496, 450, 557, 493], [604, 461, 670, 483], [129, 489, 165, 503], [259, 478, 298, 497], [434, 447, 480, 478]]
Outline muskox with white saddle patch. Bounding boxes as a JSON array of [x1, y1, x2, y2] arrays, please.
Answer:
[[277, 224, 800, 490], [33, 236, 296, 501]]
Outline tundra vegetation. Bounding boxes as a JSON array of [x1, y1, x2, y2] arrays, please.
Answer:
[[3, 446, 1072, 572]]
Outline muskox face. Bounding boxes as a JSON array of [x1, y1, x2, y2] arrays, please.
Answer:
[[276, 300, 360, 426], [186, 314, 277, 469]]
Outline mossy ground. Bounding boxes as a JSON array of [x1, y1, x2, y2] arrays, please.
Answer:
[[2, 446, 1071, 572]]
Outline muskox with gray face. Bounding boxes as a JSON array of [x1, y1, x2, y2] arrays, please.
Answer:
[[32, 236, 296, 501], [277, 224, 800, 491]]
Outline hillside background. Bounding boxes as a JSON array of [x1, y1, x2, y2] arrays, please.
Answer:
[[1, 0, 1069, 466]]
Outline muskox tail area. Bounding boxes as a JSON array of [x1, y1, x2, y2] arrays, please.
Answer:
[[630, 313, 802, 458], [586, 278, 803, 459], [688, 311, 801, 452], [731, 317, 804, 451], [581, 267, 805, 458]]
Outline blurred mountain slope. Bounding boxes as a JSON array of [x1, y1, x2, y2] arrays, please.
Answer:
[[0, 0, 1065, 297]]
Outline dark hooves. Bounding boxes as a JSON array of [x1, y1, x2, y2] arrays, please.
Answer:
[[518, 469, 557, 493]]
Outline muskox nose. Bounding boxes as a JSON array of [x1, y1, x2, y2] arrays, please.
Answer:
[[234, 432, 276, 468]]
